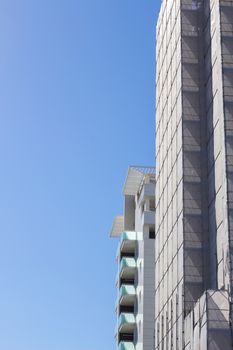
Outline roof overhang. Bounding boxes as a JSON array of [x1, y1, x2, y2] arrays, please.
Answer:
[[123, 166, 155, 196], [110, 215, 124, 237]]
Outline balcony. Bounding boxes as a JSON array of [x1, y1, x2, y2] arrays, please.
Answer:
[[115, 274, 135, 289], [118, 313, 136, 332], [142, 210, 155, 226], [138, 182, 155, 204], [120, 231, 137, 242], [119, 285, 136, 305], [119, 231, 137, 256], [118, 342, 135, 350], [120, 258, 136, 279]]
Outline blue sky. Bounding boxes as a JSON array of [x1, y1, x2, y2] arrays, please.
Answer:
[[0, 1, 160, 349]]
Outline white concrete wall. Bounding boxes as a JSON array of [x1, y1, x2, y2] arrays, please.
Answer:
[[133, 180, 155, 350]]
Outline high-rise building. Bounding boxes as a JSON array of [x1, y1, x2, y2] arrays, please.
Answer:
[[110, 166, 156, 350], [155, 0, 233, 348]]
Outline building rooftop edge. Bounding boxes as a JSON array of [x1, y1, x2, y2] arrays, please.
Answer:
[[123, 165, 155, 196]]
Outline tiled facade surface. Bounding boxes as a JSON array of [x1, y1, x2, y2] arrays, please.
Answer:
[[184, 290, 232, 349], [155, 0, 233, 348]]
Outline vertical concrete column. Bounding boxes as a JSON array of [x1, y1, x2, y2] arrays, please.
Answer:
[[181, 0, 207, 314], [219, 0, 233, 296]]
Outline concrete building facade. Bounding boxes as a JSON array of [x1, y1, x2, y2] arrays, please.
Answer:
[[155, 0, 233, 348], [111, 166, 156, 350]]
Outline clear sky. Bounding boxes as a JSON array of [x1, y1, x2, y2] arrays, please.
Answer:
[[0, 1, 160, 349]]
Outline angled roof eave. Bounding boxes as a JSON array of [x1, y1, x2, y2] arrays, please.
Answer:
[[123, 166, 155, 196], [110, 215, 124, 237]]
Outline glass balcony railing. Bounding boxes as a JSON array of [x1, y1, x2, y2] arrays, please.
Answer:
[[119, 284, 136, 300], [119, 284, 136, 304], [119, 232, 142, 259], [118, 313, 136, 330], [119, 232, 137, 258], [120, 257, 136, 272], [117, 285, 136, 310], [118, 341, 135, 350], [120, 231, 137, 243]]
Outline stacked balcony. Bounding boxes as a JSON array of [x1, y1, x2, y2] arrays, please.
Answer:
[[120, 258, 136, 278], [119, 285, 136, 305], [116, 232, 137, 350], [118, 341, 135, 350], [119, 313, 136, 332]]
